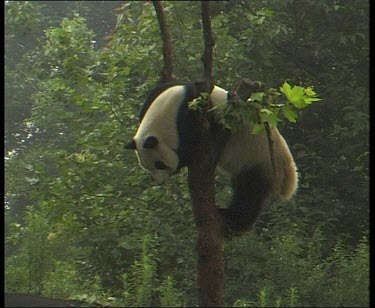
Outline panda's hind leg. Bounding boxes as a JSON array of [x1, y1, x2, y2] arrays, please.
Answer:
[[218, 165, 272, 236]]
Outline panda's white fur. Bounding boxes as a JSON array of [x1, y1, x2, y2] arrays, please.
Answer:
[[218, 124, 298, 200], [126, 83, 298, 234], [133, 86, 184, 183]]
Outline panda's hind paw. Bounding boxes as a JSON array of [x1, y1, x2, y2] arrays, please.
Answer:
[[217, 208, 255, 238]]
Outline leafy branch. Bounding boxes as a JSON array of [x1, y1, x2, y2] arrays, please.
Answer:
[[221, 80, 321, 173], [222, 81, 321, 133]]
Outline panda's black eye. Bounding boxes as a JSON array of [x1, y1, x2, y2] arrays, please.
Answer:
[[155, 161, 167, 170]]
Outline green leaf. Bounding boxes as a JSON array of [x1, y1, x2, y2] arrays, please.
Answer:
[[25, 177, 40, 185], [280, 81, 292, 97], [250, 92, 265, 102], [280, 82, 307, 109], [282, 105, 298, 123], [304, 86, 322, 105], [260, 108, 273, 115], [260, 108, 281, 127], [118, 235, 141, 250], [304, 86, 318, 97], [304, 97, 322, 103], [120, 67, 131, 76], [251, 123, 265, 134]]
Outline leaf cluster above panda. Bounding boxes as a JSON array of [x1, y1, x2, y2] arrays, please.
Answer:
[[125, 82, 298, 234]]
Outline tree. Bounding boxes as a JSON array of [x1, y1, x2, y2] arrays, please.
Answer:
[[5, 1, 368, 306]]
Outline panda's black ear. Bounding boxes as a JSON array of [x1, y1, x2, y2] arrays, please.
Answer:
[[125, 139, 136, 149], [143, 136, 158, 149]]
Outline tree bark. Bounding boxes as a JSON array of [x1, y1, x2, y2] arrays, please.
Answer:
[[188, 121, 224, 306], [201, 1, 215, 92]]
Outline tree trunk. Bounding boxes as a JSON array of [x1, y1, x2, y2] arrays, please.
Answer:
[[188, 117, 224, 307]]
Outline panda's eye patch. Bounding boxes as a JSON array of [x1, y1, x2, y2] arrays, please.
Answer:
[[154, 161, 167, 170]]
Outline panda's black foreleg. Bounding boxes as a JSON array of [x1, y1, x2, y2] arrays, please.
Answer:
[[218, 165, 272, 236]]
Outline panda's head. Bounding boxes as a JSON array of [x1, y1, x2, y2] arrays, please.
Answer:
[[125, 135, 179, 184], [125, 85, 186, 183]]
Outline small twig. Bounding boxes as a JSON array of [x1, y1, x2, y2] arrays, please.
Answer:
[[17, 67, 39, 92], [104, 101, 125, 126], [82, 192, 148, 205], [264, 122, 277, 175]]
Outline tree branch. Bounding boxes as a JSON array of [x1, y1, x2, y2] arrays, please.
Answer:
[[152, 0, 176, 84], [201, 1, 215, 92]]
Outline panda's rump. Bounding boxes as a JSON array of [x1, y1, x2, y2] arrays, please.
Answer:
[[218, 126, 298, 199]]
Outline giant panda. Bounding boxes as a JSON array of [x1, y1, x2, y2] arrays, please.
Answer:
[[125, 82, 298, 234]]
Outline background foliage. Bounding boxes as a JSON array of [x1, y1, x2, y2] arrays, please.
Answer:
[[5, 1, 368, 307]]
